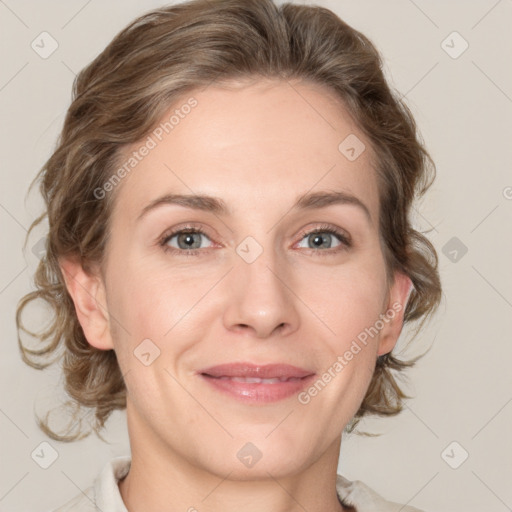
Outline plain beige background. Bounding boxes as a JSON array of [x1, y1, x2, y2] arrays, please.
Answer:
[[1, 1, 511, 511]]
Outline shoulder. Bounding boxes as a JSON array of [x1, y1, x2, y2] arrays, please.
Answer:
[[48, 456, 131, 512], [336, 474, 426, 512]]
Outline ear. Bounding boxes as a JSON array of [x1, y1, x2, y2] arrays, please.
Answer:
[[377, 271, 414, 356], [58, 255, 114, 350]]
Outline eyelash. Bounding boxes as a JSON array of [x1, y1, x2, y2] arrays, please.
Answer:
[[158, 223, 352, 257]]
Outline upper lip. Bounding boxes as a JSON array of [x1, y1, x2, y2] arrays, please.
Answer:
[[198, 362, 315, 379]]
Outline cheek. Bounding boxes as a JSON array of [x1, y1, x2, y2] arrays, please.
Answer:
[[105, 259, 208, 359], [305, 259, 388, 343], [299, 268, 385, 416]]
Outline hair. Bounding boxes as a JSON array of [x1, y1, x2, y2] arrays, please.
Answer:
[[16, 0, 442, 441]]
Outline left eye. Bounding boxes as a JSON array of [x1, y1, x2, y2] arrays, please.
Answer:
[[296, 229, 347, 250]]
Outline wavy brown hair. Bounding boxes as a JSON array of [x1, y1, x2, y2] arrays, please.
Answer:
[[16, 0, 442, 441]]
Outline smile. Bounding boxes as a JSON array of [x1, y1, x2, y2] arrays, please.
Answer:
[[197, 362, 316, 403]]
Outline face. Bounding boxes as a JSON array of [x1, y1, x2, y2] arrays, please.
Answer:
[[71, 78, 412, 479]]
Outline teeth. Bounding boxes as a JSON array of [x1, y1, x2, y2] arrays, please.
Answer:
[[217, 376, 301, 383], [233, 377, 281, 384]]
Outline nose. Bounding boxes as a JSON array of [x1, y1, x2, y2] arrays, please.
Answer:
[[222, 248, 300, 339]]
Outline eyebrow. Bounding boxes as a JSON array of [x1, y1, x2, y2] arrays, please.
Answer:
[[137, 190, 372, 225]]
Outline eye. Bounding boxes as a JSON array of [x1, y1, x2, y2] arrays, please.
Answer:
[[159, 225, 214, 256], [295, 224, 351, 255]]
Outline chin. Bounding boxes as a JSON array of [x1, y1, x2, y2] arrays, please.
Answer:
[[198, 432, 317, 481]]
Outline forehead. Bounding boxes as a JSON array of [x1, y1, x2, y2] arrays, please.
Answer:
[[110, 78, 379, 224]]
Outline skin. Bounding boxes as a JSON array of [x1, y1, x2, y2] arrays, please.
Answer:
[[60, 78, 412, 512]]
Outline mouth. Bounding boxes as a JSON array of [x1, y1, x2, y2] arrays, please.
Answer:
[[197, 362, 316, 403]]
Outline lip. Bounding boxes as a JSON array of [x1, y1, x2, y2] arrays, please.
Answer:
[[197, 362, 316, 404]]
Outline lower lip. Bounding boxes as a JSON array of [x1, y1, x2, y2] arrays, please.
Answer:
[[199, 374, 316, 403]]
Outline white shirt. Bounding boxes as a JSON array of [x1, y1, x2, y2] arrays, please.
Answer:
[[51, 456, 425, 512]]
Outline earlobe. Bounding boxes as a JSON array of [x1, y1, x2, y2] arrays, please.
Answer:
[[58, 255, 114, 351], [377, 271, 414, 356]]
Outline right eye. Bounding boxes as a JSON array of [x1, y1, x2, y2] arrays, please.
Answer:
[[159, 226, 216, 256]]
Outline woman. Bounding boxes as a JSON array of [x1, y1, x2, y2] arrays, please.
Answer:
[[17, 0, 442, 510]]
